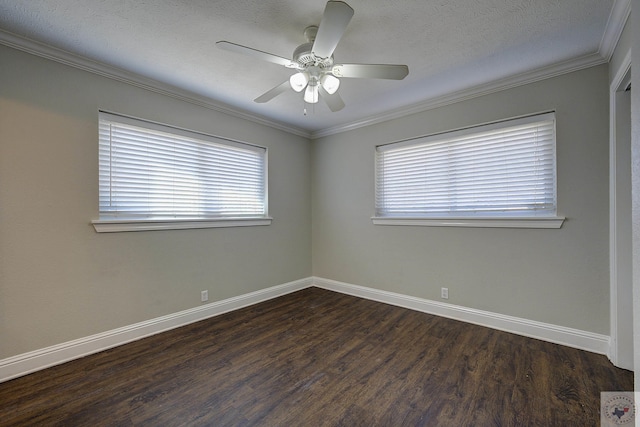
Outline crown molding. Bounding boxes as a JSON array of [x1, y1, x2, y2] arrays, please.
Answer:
[[0, 29, 312, 139], [2, 0, 628, 143], [311, 52, 607, 139], [599, 0, 631, 61], [312, 0, 629, 139]]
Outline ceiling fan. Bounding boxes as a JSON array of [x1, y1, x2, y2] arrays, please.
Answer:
[[216, 0, 409, 112]]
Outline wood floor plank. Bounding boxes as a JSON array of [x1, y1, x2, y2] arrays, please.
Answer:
[[0, 287, 633, 426]]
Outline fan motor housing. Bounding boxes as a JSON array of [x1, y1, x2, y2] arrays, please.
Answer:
[[293, 26, 334, 68]]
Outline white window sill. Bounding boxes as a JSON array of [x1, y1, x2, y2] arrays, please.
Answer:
[[92, 217, 273, 233], [371, 216, 565, 229]]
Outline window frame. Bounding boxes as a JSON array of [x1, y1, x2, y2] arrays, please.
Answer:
[[92, 112, 272, 233], [372, 112, 565, 229]]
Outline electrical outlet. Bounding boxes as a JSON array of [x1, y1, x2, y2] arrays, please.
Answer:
[[441, 287, 449, 299], [201, 290, 208, 302]]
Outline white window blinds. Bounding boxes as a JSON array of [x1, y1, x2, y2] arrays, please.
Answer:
[[375, 112, 556, 217], [99, 112, 267, 220]]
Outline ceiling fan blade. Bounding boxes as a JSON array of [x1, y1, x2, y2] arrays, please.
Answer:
[[217, 41, 300, 69], [254, 81, 290, 103], [319, 86, 345, 112], [312, 1, 354, 59], [332, 64, 409, 80]]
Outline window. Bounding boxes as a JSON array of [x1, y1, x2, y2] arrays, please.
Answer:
[[93, 112, 270, 232], [373, 112, 564, 228]]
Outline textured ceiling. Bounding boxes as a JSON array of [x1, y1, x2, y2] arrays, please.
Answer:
[[0, 0, 624, 136]]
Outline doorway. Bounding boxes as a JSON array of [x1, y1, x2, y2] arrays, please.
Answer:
[[610, 63, 633, 370]]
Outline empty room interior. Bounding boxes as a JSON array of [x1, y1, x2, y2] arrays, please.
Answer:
[[1, 0, 639, 425]]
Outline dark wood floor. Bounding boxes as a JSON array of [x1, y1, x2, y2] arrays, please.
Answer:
[[0, 288, 633, 426]]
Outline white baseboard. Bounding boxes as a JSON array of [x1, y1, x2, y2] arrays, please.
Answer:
[[312, 277, 610, 356], [0, 277, 313, 383], [1, 276, 612, 383]]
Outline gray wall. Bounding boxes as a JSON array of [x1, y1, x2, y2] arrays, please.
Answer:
[[630, 1, 640, 390], [0, 46, 312, 359], [312, 65, 610, 334], [0, 41, 615, 361]]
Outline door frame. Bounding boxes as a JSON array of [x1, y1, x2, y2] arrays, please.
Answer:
[[609, 49, 632, 369]]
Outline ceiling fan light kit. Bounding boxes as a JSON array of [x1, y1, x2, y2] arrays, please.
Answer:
[[289, 72, 310, 92], [216, 1, 409, 112], [304, 82, 319, 104], [320, 74, 340, 94]]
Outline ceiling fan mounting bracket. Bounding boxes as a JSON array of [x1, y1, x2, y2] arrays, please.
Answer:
[[303, 25, 318, 43]]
